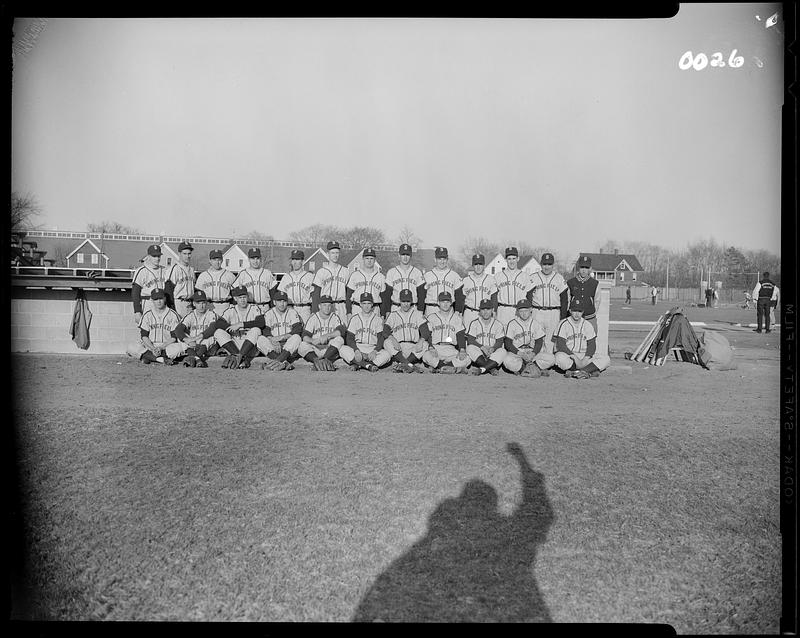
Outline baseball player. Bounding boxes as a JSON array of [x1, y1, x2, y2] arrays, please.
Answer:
[[566, 255, 600, 333], [465, 298, 507, 376], [297, 294, 346, 370], [171, 289, 219, 367], [277, 249, 315, 325], [164, 241, 196, 319], [195, 249, 236, 314], [461, 253, 498, 327], [494, 246, 533, 326], [339, 292, 391, 372], [382, 243, 425, 316], [752, 271, 778, 333], [529, 252, 568, 354], [312, 240, 350, 320], [125, 288, 182, 364], [213, 285, 266, 369], [382, 288, 429, 373], [553, 297, 610, 378], [421, 291, 470, 373], [502, 299, 556, 377], [346, 247, 386, 317], [233, 247, 275, 314], [420, 247, 464, 318], [131, 244, 167, 326], [257, 290, 303, 371]]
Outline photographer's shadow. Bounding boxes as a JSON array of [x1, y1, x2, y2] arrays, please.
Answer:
[[352, 442, 555, 622]]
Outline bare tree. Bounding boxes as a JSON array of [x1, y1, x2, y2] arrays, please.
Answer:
[[87, 221, 143, 235], [340, 226, 387, 249], [396, 225, 424, 248], [288, 224, 341, 246], [243, 230, 274, 241], [460, 236, 500, 265], [11, 191, 42, 231]]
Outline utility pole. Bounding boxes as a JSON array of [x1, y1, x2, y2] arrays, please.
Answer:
[[666, 253, 670, 302]]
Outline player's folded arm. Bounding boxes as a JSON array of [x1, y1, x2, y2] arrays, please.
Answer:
[[560, 290, 569, 317], [585, 337, 596, 358], [553, 335, 571, 355], [345, 331, 358, 349], [454, 286, 465, 313], [416, 284, 427, 311], [465, 333, 480, 347], [302, 329, 314, 343], [504, 336, 518, 354], [173, 323, 188, 341], [532, 336, 544, 355], [140, 327, 150, 339], [244, 315, 266, 330], [376, 332, 385, 350], [290, 321, 303, 336], [456, 330, 467, 350], [132, 283, 144, 314], [419, 323, 432, 343]]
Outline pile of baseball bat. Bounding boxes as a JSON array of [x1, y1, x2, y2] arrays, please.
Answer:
[[629, 308, 682, 366]]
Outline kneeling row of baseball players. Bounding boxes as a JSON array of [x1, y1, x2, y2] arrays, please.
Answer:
[[127, 285, 609, 375]]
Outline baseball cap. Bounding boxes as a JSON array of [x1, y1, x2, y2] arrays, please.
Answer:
[[360, 292, 374, 303], [541, 253, 554, 265], [319, 294, 334, 304], [272, 290, 288, 301], [147, 244, 162, 257], [290, 249, 305, 260], [209, 249, 223, 260], [151, 288, 166, 300], [248, 248, 261, 258], [569, 298, 584, 311], [438, 291, 452, 302], [578, 255, 592, 267], [326, 241, 341, 251], [399, 243, 412, 255], [472, 253, 485, 265], [399, 289, 413, 302], [178, 241, 193, 252], [363, 247, 376, 257], [189, 289, 208, 302], [434, 246, 449, 259], [516, 299, 532, 309], [479, 298, 494, 310], [231, 285, 248, 298], [505, 246, 519, 258]]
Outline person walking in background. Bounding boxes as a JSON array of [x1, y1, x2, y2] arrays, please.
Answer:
[[705, 287, 714, 308], [625, 286, 631, 305], [752, 271, 777, 333], [712, 288, 719, 308], [651, 286, 658, 305], [770, 284, 780, 328]]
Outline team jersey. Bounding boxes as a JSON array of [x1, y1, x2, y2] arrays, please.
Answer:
[[347, 310, 384, 347], [554, 317, 596, 355], [139, 307, 181, 343], [385, 307, 427, 343], [278, 269, 315, 305], [221, 305, 263, 339], [384, 264, 425, 304], [179, 308, 219, 340], [530, 271, 567, 309], [132, 264, 166, 297], [303, 311, 345, 340], [505, 315, 546, 350], [462, 272, 498, 310], [233, 267, 275, 305], [195, 268, 236, 303], [165, 263, 196, 300], [426, 309, 465, 345], [495, 269, 532, 306], [313, 262, 350, 302], [566, 275, 599, 319], [466, 317, 505, 348], [422, 268, 463, 306], [262, 307, 302, 338], [347, 268, 386, 303]]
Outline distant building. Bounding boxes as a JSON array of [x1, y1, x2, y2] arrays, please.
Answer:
[[573, 249, 644, 285]]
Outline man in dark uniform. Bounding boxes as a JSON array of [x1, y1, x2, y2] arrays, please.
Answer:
[[752, 272, 777, 333], [566, 255, 600, 333]]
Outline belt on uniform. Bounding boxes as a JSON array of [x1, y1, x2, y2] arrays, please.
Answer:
[[464, 306, 479, 311], [211, 300, 227, 304], [289, 303, 312, 307], [177, 297, 190, 301], [140, 295, 151, 299], [497, 302, 516, 307], [425, 303, 439, 307], [533, 306, 560, 310], [436, 342, 457, 346]]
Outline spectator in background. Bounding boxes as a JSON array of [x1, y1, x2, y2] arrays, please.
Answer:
[[752, 271, 777, 333], [625, 286, 631, 305], [651, 286, 658, 305], [770, 285, 780, 328], [705, 287, 714, 308], [712, 288, 719, 308]]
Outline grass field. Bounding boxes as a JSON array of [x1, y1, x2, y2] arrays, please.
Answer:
[[9, 323, 781, 630]]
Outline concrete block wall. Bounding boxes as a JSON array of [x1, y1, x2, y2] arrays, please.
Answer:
[[11, 289, 141, 355]]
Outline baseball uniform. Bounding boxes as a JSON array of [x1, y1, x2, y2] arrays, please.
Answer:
[[567, 256, 600, 332], [257, 303, 303, 360], [339, 304, 391, 369], [172, 304, 219, 362], [384, 249, 425, 312], [233, 252, 275, 314], [126, 302, 182, 361], [347, 266, 386, 316], [465, 314, 507, 370], [196, 264, 236, 314], [382, 305, 429, 363], [495, 268, 533, 327], [214, 303, 265, 353], [503, 311, 556, 374], [462, 270, 498, 327], [131, 247, 166, 318], [297, 309, 346, 362], [421, 268, 464, 317], [312, 261, 350, 320], [164, 241, 196, 319], [422, 306, 470, 370], [529, 256, 568, 354], [553, 313, 610, 375], [278, 265, 315, 325]]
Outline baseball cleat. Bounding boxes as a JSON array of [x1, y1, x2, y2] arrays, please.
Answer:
[[366, 364, 379, 372], [439, 366, 456, 374], [521, 366, 542, 378], [573, 370, 590, 379], [404, 363, 416, 373], [540, 369, 550, 377], [589, 371, 600, 378], [197, 360, 208, 368], [488, 368, 499, 376], [392, 363, 404, 373], [283, 362, 294, 371], [470, 366, 484, 376], [183, 356, 197, 367], [237, 359, 251, 369], [348, 364, 360, 372], [563, 370, 574, 378]]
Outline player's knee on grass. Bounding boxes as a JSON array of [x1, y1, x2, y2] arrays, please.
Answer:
[[164, 342, 186, 360], [534, 351, 556, 369], [452, 355, 470, 369], [466, 344, 483, 362], [490, 348, 508, 366], [126, 342, 146, 358], [383, 336, 400, 356], [422, 350, 439, 368], [554, 352, 574, 371], [372, 349, 391, 367], [588, 354, 610, 371], [214, 329, 232, 346], [504, 353, 523, 373], [297, 342, 314, 358], [338, 345, 355, 363], [284, 334, 302, 354], [329, 336, 344, 350], [255, 335, 280, 356], [245, 327, 261, 343]]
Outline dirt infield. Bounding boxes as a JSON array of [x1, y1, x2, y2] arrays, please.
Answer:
[[10, 325, 781, 629]]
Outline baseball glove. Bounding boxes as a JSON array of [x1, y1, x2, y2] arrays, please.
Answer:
[[353, 350, 364, 364], [519, 350, 535, 364], [183, 355, 197, 368], [313, 358, 336, 372], [222, 354, 240, 369], [261, 358, 283, 371]]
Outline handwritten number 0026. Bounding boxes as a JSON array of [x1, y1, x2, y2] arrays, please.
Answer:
[[679, 49, 743, 70]]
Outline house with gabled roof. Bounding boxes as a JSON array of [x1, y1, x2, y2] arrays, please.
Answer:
[[65, 238, 110, 269], [485, 253, 541, 277], [572, 249, 644, 285]]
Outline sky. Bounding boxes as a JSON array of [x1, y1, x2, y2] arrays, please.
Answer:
[[11, 5, 784, 261]]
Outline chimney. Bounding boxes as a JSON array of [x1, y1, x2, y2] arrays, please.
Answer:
[[599, 248, 603, 254], [614, 248, 619, 255]]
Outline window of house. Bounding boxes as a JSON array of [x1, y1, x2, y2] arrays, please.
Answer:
[[225, 259, 230, 267], [309, 262, 316, 271], [619, 271, 625, 281], [491, 266, 496, 274], [166, 257, 172, 265], [239, 259, 243, 267], [632, 273, 637, 281], [77, 253, 84, 264], [91, 253, 99, 265]]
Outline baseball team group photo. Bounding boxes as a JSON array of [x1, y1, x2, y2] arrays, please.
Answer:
[[9, 8, 789, 632]]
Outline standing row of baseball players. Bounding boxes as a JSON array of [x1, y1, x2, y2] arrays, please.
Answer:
[[128, 240, 610, 377]]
